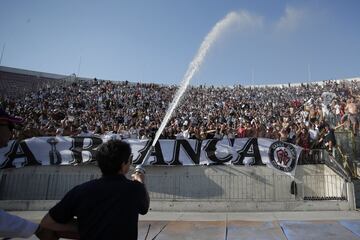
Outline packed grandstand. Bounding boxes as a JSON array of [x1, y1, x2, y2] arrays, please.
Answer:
[[0, 66, 359, 153]]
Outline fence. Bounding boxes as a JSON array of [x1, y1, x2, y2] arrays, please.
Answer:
[[0, 166, 347, 202], [302, 175, 347, 200], [147, 174, 295, 201], [336, 131, 359, 164]]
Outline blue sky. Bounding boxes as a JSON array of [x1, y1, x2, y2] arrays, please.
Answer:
[[0, 0, 359, 86]]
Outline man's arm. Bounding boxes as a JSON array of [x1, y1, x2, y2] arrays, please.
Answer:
[[40, 213, 80, 239], [0, 210, 61, 240], [40, 184, 81, 239], [132, 172, 150, 215], [0, 210, 38, 238], [138, 184, 150, 214]]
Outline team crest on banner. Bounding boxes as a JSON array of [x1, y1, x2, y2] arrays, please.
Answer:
[[269, 141, 297, 173]]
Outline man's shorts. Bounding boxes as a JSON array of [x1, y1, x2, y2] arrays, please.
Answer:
[[349, 114, 358, 125]]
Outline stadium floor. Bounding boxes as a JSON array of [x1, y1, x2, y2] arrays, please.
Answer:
[[9, 211, 360, 239]]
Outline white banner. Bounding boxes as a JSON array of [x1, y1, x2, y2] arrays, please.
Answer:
[[0, 136, 302, 175]]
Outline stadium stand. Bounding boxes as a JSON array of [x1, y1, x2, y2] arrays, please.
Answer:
[[1, 66, 359, 144], [0, 66, 360, 214]]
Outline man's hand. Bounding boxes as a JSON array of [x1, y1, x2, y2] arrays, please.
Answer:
[[35, 226, 59, 240], [131, 172, 145, 184]]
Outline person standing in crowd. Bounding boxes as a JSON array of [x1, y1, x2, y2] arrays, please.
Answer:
[[236, 123, 246, 138], [318, 124, 337, 156], [296, 126, 310, 149], [0, 108, 56, 239], [308, 122, 319, 147], [345, 96, 358, 136], [40, 140, 150, 240]]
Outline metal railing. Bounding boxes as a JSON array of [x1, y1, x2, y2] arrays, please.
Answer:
[[0, 171, 347, 202], [302, 174, 347, 200], [0, 172, 101, 200], [146, 174, 294, 201]]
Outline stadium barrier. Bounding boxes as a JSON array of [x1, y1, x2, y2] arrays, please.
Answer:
[[335, 131, 359, 178], [0, 164, 355, 212]]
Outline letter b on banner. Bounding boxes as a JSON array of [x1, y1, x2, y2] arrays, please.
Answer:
[[71, 137, 103, 164]]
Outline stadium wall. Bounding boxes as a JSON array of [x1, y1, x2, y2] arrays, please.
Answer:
[[0, 165, 355, 212], [1, 65, 359, 87]]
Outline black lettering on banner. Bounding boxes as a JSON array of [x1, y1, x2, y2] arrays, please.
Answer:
[[151, 141, 166, 165], [233, 138, 263, 165], [133, 140, 166, 165], [70, 137, 103, 164], [0, 141, 16, 168], [228, 138, 235, 147], [47, 138, 62, 165], [1, 140, 38, 168], [204, 139, 233, 164], [169, 139, 202, 165], [132, 140, 151, 165], [0, 137, 300, 169]]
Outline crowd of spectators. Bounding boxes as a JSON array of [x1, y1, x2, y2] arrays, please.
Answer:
[[0, 77, 359, 150]]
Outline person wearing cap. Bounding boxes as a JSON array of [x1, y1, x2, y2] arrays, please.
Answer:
[[40, 140, 149, 240]]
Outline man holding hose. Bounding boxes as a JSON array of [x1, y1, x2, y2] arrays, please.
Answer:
[[41, 140, 150, 240]]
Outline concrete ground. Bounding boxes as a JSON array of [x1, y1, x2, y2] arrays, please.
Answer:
[[7, 210, 360, 239]]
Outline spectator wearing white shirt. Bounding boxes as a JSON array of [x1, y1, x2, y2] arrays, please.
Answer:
[[308, 122, 319, 146]]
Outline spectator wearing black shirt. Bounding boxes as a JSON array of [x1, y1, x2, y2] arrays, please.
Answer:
[[41, 140, 150, 240], [319, 124, 337, 155]]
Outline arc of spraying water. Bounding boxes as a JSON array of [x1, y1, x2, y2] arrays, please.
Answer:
[[136, 11, 243, 170]]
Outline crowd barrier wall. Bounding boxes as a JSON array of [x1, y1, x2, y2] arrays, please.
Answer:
[[336, 132, 360, 161], [0, 164, 355, 212]]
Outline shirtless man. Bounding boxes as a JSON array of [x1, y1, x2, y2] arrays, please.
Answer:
[[345, 96, 358, 135]]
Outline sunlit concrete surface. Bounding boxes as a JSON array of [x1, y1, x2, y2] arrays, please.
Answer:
[[7, 211, 360, 239], [279, 221, 359, 240]]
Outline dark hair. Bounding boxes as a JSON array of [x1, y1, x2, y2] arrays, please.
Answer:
[[96, 140, 132, 176]]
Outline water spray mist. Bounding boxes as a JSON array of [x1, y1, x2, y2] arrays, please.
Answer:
[[135, 11, 248, 173]]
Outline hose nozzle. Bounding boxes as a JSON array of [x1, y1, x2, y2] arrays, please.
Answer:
[[134, 145, 154, 175], [135, 164, 146, 174]]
